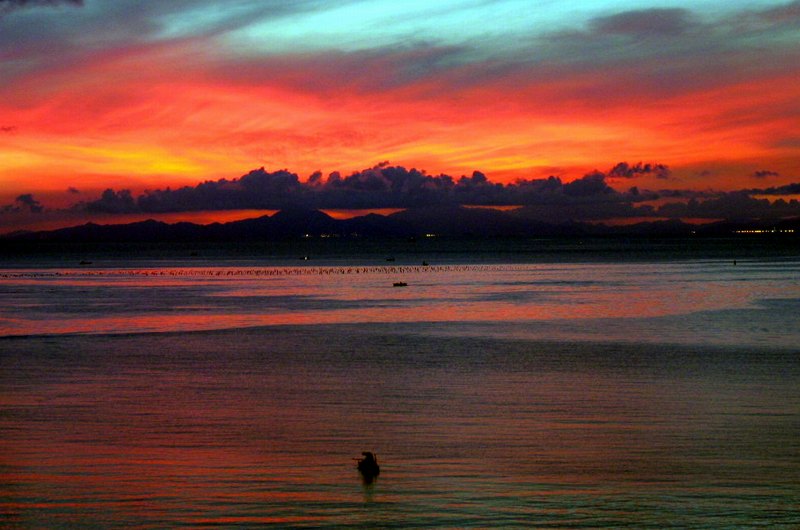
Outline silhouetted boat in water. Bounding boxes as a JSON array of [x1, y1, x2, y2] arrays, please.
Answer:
[[393, 282, 408, 287], [356, 452, 380, 482]]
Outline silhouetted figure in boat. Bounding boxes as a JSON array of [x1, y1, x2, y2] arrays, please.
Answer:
[[356, 451, 380, 483]]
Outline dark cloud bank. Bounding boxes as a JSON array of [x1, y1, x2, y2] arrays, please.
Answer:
[[82, 162, 652, 216], [3, 162, 799, 241], [1, 194, 44, 214], [79, 162, 800, 223]]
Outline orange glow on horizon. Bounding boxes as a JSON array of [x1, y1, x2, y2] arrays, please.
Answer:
[[1, 29, 797, 228], [0, 209, 281, 235], [2, 60, 797, 193], [321, 208, 405, 219]]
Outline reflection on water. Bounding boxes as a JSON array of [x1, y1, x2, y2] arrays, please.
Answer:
[[1, 327, 799, 527], [1, 260, 799, 347], [1, 257, 799, 526]]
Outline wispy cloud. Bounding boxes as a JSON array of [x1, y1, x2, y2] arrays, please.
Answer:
[[608, 162, 671, 180], [0, 0, 798, 213], [0, 0, 82, 15], [589, 8, 695, 37], [752, 169, 780, 179]]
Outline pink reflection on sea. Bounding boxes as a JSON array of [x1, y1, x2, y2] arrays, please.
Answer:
[[2, 323, 799, 526], [1, 261, 798, 342]]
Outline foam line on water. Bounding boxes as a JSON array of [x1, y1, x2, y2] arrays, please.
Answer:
[[0, 264, 523, 279]]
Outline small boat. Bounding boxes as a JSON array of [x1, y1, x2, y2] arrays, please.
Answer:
[[393, 282, 407, 287], [356, 451, 380, 482]]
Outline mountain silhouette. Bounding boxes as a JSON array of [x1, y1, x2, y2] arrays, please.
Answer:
[[2, 207, 798, 245]]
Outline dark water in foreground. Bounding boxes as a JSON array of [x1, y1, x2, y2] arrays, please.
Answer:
[[1, 255, 799, 527]]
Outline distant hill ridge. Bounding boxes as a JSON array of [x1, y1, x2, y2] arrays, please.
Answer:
[[2, 206, 799, 243]]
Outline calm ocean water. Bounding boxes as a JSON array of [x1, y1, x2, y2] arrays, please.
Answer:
[[1, 248, 799, 527]]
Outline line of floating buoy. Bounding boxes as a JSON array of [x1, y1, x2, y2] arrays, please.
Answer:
[[0, 264, 523, 279]]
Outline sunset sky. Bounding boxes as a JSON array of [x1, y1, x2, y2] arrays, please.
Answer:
[[1, 0, 799, 231]]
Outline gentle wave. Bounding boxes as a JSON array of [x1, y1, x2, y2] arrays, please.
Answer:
[[2, 327, 799, 527]]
